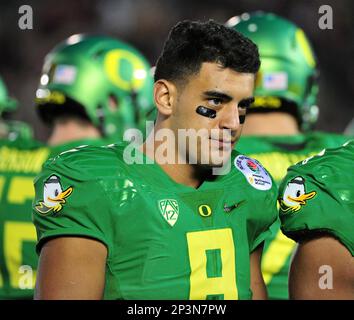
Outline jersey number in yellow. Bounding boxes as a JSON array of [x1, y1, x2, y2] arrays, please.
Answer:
[[186, 228, 238, 300]]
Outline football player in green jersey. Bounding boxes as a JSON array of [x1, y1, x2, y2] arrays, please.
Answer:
[[33, 20, 279, 300], [36, 34, 154, 143], [279, 140, 354, 299], [0, 35, 154, 299], [226, 12, 353, 299], [0, 74, 47, 299], [0, 138, 47, 300], [0, 76, 34, 141]]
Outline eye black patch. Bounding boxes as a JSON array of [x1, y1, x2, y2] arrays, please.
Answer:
[[196, 105, 216, 119]]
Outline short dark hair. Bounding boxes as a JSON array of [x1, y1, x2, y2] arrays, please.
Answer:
[[154, 20, 260, 84]]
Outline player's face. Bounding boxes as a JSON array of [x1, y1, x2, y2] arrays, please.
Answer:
[[172, 62, 255, 167]]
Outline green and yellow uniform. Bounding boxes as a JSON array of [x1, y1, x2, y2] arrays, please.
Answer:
[[0, 138, 47, 299], [278, 140, 354, 256], [0, 138, 107, 299], [227, 11, 353, 298], [33, 144, 278, 299], [0, 33, 154, 300], [236, 132, 352, 299]]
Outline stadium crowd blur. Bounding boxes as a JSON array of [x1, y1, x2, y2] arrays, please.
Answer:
[[0, 0, 353, 141]]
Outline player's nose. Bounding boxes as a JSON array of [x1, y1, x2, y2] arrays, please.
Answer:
[[218, 103, 241, 131]]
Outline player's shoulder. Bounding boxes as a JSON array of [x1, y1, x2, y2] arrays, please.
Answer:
[[0, 136, 45, 149], [286, 139, 353, 177], [41, 142, 128, 182], [279, 141, 354, 253], [279, 140, 354, 213], [229, 150, 276, 194], [0, 137, 49, 172], [306, 131, 353, 148], [229, 151, 278, 241]]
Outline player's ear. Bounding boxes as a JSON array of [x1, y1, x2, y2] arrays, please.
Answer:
[[153, 79, 177, 116]]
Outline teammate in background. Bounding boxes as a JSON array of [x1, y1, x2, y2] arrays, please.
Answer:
[[0, 76, 33, 141], [0, 75, 43, 299], [33, 20, 278, 300], [279, 140, 354, 299], [226, 12, 353, 299], [36, 34, 154, 143], [0, 35, 153, 299]]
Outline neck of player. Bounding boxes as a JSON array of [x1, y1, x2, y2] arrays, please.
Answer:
[[47, 118, 101, 146], [140, 126, 209, 189]]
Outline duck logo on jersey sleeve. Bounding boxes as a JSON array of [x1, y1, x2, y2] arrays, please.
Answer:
[[35, 175, 73, 215], [158, 199, 179, 227], [279, 176, 316, 213], [235, 155, 272, 190]]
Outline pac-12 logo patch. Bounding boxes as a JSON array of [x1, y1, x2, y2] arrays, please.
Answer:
[[158, 199, 179, 227], [235, 155, 272, 191], [35, 175, 73, 216], [279, 176, 316, 213]]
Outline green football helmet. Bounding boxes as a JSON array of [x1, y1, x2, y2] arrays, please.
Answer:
[[0, 120, 34, 141], [35, 34, 154, 139], [226, 12, 319, 131], [0, 76, 17, 116], [0, 76, 33, 140]]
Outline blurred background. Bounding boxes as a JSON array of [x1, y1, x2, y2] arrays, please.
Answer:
[[0, 0, 353, 140]]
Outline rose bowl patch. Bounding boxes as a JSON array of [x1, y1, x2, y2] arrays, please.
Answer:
[[234, 155, 272, 191]]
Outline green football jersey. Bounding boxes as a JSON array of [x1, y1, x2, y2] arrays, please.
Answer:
[[279, 140, 354, 256], [33, 143, 278, 300], [236, 131, 352, 299], [0, 138, 107, 299], [0, 138, 48, 299]]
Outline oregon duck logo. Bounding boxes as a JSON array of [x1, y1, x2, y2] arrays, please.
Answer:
[[35, 175, 73, 215], [279, 176, 316, 213]]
